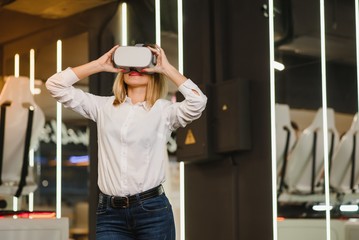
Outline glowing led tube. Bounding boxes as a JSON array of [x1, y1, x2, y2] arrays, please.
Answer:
[[312, 204, 333, 212], [13, 53, 20, 213], [30, 49, 35, 94], [319, 0, 331, 239], [28, 49, 36, 212], [268, 1, 278, 240], [340, 205, 359, 212], [56, 40, 62, 219], [121, 3, 128, 46], [177, 0, 185, 239], [14, 54, 20, 78], [155, 0, 161, 46], [355, 0, 359, 113], [178, 0, 183, 74], [274, 61, 285, 71]]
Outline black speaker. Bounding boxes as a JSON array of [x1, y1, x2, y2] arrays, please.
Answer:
[[176, 84, 218, 163], [213, 79, 251, 153]]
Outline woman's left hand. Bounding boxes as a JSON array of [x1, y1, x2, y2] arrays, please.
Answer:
[[142, 45, 173, 75], [143, 45, 187, 87]]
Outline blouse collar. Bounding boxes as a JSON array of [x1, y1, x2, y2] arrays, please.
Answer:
[[124, 96, 150, 111]]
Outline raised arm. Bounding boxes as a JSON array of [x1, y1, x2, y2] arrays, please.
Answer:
[[72, 45, 121, 79], [144, 46, 207, 130], [46, 45, 121, 121], [143, 45, 200, 96]]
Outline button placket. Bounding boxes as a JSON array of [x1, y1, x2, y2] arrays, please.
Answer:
[[120, 106, 135, 193]]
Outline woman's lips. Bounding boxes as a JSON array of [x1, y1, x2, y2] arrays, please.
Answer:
[[129, 71, 142, 76]]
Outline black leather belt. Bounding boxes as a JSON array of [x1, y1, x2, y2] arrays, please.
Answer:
[[100, 185, 164, 209]]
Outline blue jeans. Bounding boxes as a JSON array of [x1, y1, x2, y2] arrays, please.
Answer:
[[96, 192, 175, 240]]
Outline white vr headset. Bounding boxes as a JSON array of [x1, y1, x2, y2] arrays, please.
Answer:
[[112, 44, 157, 74]]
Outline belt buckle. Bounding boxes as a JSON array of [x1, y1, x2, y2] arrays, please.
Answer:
[[110, 196, 130, 208]]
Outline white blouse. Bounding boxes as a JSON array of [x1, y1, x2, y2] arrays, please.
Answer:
[[46, 68, 207, 196]]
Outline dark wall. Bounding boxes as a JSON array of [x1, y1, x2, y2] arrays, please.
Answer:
[[275, 53, 358, 114], [182, 0, 272, 240]]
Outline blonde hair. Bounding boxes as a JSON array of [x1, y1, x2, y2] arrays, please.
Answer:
[[112, 72, 167, 108]]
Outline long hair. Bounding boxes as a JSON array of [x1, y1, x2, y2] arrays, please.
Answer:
[[112, 72, 167, 108]]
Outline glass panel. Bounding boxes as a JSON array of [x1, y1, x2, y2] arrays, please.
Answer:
[[160, 1, 181, 239], [39, 33, 90, 232], [32, 41, 57, 212], [273, 0, 329, 238], [2, 45, 57, 213], [326, 0, 358, 224], [1, 33, 90, 233]]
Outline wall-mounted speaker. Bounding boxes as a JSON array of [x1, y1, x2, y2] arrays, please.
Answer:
[[176, 84, 218, 163], [213, 79, 251, 153]]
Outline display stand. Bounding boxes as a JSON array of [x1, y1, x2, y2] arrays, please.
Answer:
[[0, 217, 68, 240], [0, 76, 68, 239]]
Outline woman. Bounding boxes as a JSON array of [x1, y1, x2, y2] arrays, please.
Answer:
[[46, 45, 207, 240]]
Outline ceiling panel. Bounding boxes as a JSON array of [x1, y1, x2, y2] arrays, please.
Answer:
[[2, 0, 116, 19]]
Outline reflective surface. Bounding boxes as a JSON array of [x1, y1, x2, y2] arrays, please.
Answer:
[[1, 33, 90, 228], [326, 0, 358, 221], [273, 0, 359, 239], [275, 0, 323, 201]]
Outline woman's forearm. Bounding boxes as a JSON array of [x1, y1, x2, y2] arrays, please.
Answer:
[[72, 60, 104, 80], [72, 46, 121, 79], [163, 65, 187, 87]]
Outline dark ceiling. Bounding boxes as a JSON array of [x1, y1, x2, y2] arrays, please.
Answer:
[[0, 0, 117, 45], [275, 0, 356, 64], [0, 0, 179, 46], [1, 0, 356, 62]]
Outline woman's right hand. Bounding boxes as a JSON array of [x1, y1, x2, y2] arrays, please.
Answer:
[[72, 45, 121, 79], [94, 45, 121, 73]]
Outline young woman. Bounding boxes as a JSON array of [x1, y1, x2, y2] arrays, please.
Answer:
[[46, 45, 207, 240]]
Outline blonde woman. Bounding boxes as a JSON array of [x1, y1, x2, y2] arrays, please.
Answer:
[[46, 44, 207, 240]]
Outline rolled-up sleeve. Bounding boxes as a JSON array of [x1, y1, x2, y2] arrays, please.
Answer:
[[46, 67, 104, 122], [167, 79, 207, 131]]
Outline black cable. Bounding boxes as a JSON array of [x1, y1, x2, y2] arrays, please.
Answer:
[[15, 107, 34, 198]]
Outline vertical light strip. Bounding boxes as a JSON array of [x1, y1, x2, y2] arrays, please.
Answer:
[[355, 0, 359, 113], [268, 1, 278, 240], [13, 197, 18, 213], [155, 0, 161, 45], [14, 54, 20, 78], [13, 54, 20, 213], [56, 40, 62, 219], [121, 2, 128, 46], [29, 49, 35, 212], [179, 161, 185, 240], [29, 49, 35, 94], [177, 0, 185, 239], [177, 0, 184, 74], [319, 0, 331, 239], [28, 193, 34, 212], [29, 150, 34, 174]]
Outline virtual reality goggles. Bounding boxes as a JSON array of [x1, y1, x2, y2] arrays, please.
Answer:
[[112, 44, 157, 74]]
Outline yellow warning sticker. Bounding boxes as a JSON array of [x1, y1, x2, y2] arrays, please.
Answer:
[[185, 129, 196, 145]]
